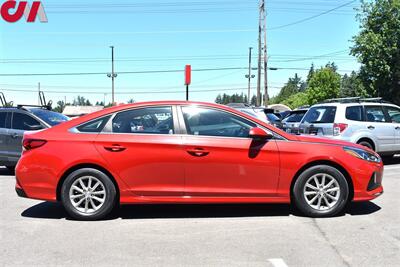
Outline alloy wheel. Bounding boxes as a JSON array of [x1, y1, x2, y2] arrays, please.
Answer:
[[69, 176, 106, 214], [303, 173, 340, 211]]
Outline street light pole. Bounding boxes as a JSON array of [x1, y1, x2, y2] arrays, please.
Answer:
[[107, 46, 117, 106], [245, 47, 255, 104]]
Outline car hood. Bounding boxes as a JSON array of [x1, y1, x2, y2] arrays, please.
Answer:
[[294, 134, 363, 149]]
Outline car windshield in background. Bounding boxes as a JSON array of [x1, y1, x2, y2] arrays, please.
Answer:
[[302, 106, 336, 124], [266, 113, 280, 122], [284, 112, 306, 123], [30, 109, 70, 126]]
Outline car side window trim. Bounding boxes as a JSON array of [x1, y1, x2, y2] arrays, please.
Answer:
[[177, 105, 285, 140]]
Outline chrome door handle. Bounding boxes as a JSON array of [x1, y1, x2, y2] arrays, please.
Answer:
[[187, 148, 209, 157], [367, 125, 375, 130], [104, 144, 126, 152], [11, 133, 18, 139]]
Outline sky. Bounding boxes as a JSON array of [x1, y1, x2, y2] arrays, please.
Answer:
[[0, 0, 362, 106]]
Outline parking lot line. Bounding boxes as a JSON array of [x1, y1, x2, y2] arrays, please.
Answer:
[[268, 258, 289, 267]]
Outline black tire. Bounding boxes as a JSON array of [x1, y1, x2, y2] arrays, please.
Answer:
[[61, 168, 117, 220], [357, 140, 374, 151], [293, 165, 349, 217]]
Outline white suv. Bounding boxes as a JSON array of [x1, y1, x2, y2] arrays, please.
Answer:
[[298, 98, 400, 155]]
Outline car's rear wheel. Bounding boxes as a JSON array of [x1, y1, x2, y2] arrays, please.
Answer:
[[293, 165, 349, 217], [61, 168, 117, 220]]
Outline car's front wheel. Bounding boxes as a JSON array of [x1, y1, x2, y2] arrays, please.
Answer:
[[293, 165, 349, 217], [61, 168, 117, 220]]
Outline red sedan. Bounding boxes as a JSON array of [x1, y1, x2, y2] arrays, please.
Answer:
[[15, 101, 383, 220]]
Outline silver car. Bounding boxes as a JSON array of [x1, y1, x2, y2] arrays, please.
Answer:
[[298, 98, 400, 156]]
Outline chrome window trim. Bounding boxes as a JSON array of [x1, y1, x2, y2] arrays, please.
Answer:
[[178, 104, 287, 141]]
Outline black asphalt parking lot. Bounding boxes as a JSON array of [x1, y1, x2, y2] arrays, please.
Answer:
[[1, 158, 399, 266]]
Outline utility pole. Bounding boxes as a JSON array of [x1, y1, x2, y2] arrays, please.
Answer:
[[256, 2, 262, 107], [107, 46, 117, 106], [256, 0, 267, 107], [245, 47, 255, 104], [262, 0, 268, 107]]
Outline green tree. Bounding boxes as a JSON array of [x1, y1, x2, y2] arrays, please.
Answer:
[[340, 71, 368, 97], [273, 73, 303, 103], [53, 100, 66, 113], [73, 96, 92, 106], [306, 67, 341, 104], [282, 92, 309, 109], [350, 0, 400, 104]]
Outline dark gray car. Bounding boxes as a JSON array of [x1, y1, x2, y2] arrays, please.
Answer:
[[0, 106, 69, 169]]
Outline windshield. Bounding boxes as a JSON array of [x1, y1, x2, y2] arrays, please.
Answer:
[[284, 111, 307, 123], [302, 106, 336, 124], [266, 113, 280, 122], [30, 109, 70, 126]]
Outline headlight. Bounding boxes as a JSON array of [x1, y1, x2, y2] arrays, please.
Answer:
[[343, 146, 381, 163]]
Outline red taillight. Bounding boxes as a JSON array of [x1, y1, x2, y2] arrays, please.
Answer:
[[22, 139, 47, 151], [333, 123, 348, 136]]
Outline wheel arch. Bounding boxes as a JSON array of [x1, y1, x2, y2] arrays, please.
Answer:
[[56, 163, 120, 202], [289, 160, 354, 201], [356, 137, 376, 151]]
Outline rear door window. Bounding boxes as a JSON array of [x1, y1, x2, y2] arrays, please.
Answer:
[[345, 106, 363, 121], [302, 106, 337, 123], [365, 106, 387, 122], [12, 113, 43, 130], [112, 107, 174, 134]]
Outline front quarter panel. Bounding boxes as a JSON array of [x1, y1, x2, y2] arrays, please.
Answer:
[[275, 140, 383, 201]]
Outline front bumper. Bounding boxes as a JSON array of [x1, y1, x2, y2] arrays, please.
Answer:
[[352, 161, 384, 202]]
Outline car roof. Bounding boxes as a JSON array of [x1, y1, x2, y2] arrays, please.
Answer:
[[311, 102, 400, 108]]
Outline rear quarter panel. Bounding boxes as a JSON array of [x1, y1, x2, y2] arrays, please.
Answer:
[[16, 130, 131, 201]]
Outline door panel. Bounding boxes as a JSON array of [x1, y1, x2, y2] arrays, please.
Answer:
[[183, 136, 280, 197], [7, 112, 44, 164], [383, 106, 400, 151], [0, 112, 9, 163], [95, 134, 185, 196], [94, 106, 185, 196], [179, 106, 280, 197], [364, 106, 395, 152]]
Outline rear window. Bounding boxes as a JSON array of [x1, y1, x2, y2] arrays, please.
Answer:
[[30, 109, 69, 126], [285, 112, 306, 123], [266, 113, 280, 122], [302, 106, 336, 123], [345, 106, 363, 121]]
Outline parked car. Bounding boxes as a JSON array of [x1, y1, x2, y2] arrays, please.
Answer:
[[228, 104, 283, 129], [298, 98, 400, 155], [16, 101, 383, 220], [0, 105, 69, 169], [282, 109, 309, 134]]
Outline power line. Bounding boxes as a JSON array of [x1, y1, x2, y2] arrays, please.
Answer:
[[0, 67, 249, 77], [268, 0, 358, 30]]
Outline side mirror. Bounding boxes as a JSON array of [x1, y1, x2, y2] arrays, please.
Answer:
[[249, 127, 273, 140]]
